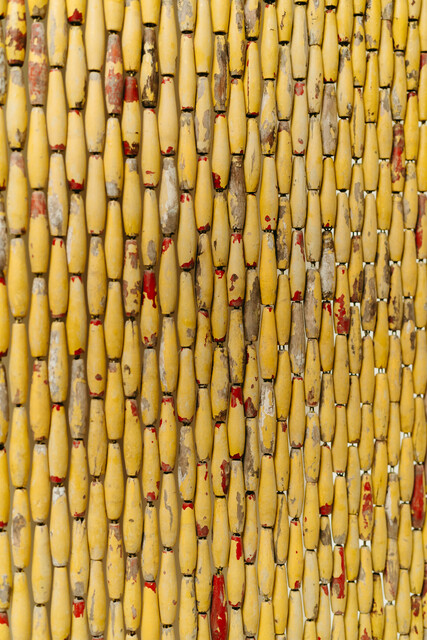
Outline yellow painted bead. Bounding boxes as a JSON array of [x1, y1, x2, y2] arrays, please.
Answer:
[[8, 322, 28, 406], [141, 504, 159, 581], [123, 555, 141, 631], [32, 527, 52, 609], [49, 237, 68, 318], [87, 480, 107, 560], [142, 427, 160, 502], [69, 439, 89, 518], [50, 486, 70, 565], [85, 72, 105, 153], [158, 549, 177, 626], [123, 476, 143, 554], [10, 572, 31, 640], [159, 317, 178, 394], [47, 404, 67, 484], [194, 0, 212, 74], [159, 472, 178, 547], [29, 360, 53, 443], [5, 0, 26, 64], [179, 576, 197, 640], [29, 443, 50, 522], [158, 0, 177, 75], [87, 559, 106, 634], [0, 531, 11, 609], [179, 502, 197, 575], [70, 518, 89, 598]]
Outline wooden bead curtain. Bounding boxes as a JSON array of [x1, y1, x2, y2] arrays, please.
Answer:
[[0, 0, 426, 637]]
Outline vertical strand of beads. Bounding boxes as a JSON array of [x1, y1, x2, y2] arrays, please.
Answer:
[[340, 0, 363, 632], [379, 0, 400, 628], [85, 0, 107, 635], [0, 0, 9, 626], [193, 0, 214, 637], [225, 1, 246, 637], [121, 0, 143, 637], [207, 0, 231, 634], [145, 1, 177, 638], [390, 0, 408, 634], [416, 0, 427, 631], [316, 0, 335, 631], [302, 0, 325, 635], [156, 1, 180, 639], [237, 0, 262, 636], [0, 13, 7, 637], [404, 0, 426, 632], [234, 0, 260, 637], [366, 0, 390, 638], [272, 0, 293, 637], [217, 0, 246, 637], [64, 0, 90, 633], [213, 0, 246, 635], [287, 0, 309, 638], [175, 2, 199, 638], [5, 0, 32, 635], [395, 0, 423, 632], [357, 0, 376, 633], [27, 0, 52, 634], [102, 0, 126, 635], [328, 0, 351, 636], [257, 1, 280, 638], [139, 0, 161, 635], [46, 0, 71, 635], [353, 0, 375, 635], [208, 0, 230, 633]]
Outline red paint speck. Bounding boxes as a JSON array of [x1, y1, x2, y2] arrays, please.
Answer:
[[197, 524, 209, 537], [124, 76, 138, 102], [143, 271, 157, 308], [68, 8, 83, 22], [334, 293, 350, 334], [230, 386, 243, 408], [220, 459, 229, 494], [332, 546, 346, 600], [320, 503, 332, 515], [162, 238, 173, 253], [212, 173, 222, 190], [233, 535, 242, 560], [73, 600, 85, 617]]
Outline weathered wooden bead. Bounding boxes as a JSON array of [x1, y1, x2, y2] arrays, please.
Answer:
[[46, 405, 66, 485], [10, 571, 31, 640], [69, 518, 89, 599], [87, 399, 106, 478], [5, 0, 27, 65], [29, 441, 50, 522], [158, 549, 177, 626], [141, 109, 161, 187], [228, 459, 245, 534], [49, 485, 70, 566]]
